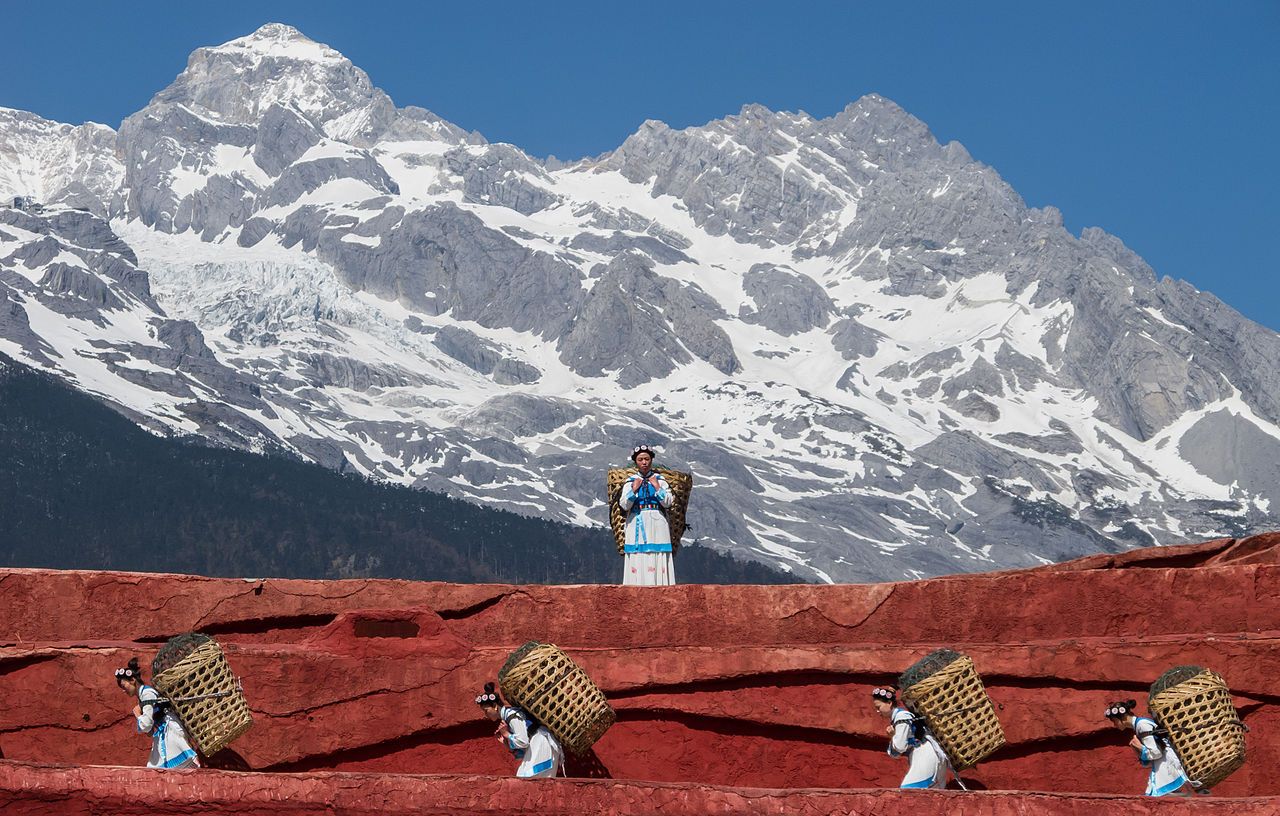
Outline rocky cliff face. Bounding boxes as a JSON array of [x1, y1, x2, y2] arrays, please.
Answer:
[[0, 533, 1275, 805], [3, 23, 1280, 581], [0, 766, 1273, 816]]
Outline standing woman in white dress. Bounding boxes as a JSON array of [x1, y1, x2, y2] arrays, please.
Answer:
[[115, 657, 199, 770], [617, 444, 675, 586]]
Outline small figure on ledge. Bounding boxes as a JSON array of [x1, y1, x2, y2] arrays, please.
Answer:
[[618, 444, 676, 586], [1104, 699, 1192, 796], [115, 657, 199, 770], [872, 685, 949, 790], [476, 682, 564, 778]]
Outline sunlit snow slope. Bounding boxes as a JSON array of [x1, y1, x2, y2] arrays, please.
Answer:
[[4, 23, 1280, 581]]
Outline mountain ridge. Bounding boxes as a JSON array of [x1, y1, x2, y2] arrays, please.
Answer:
[[2, 23, 1278, 582], [0, 352, 788, 584]]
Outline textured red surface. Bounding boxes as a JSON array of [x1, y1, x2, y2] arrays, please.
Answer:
[[0, 532, 1276, 813], [0, 764, 1276, 815]]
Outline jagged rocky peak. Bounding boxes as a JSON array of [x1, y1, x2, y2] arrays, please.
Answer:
[[610, 94, 938, 168], [0, 108, 123, 215], [152, 23, 365, 122], [598, 93, 987, 248], [830, 94, 936, 143], [212, 22, 348, 64], [145, 23, 468, 147], [5, 26, 1280, 583]]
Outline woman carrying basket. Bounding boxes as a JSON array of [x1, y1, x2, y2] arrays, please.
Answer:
[[872, 686, 949, 790], [617, 444, 675, 586], [476, 683, 564, 778], [115, 658, 199, 770], [1104, 699, 1192, 796]]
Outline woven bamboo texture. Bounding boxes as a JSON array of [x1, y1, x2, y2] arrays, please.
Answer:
[[151, 633, 211, 677], [498, 642, 615, 756], [1149, 669, 1246, 790], [152, 640, 253, 756], [901, 654, 1005, 771], [606, 467, 693, 555]]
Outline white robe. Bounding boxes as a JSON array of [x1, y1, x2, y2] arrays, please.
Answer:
[[889, 707, 948, 789], [617, 469, 675, 586], [136, 685, 199, 770], [1134, 716, 1191, 796], [501, 706, 564, 779]]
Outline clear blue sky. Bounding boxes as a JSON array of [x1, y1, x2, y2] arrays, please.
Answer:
[[3, 1, 1277, 330]]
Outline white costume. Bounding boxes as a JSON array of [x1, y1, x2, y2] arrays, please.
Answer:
[[501, 706, 564, 779], [889, 707, 948, 789], [1133, 716, 1191, 796], [617, 469, 675, 586], [136, 685, 199, 770]]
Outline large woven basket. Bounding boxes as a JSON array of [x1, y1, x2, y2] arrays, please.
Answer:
[[152, 640, 253, 756], [498, 641, 615, 756], [606, 466, 693, 555], [900, 653, 1005, 771], [1149, 669, 1246, 790]]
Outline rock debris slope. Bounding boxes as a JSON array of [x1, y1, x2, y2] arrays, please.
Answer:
[[3, 22, 1280, 580]]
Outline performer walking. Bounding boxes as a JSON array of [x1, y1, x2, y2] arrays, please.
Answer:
[[476, 682, 564, 778], [617, 444, 675, 586], [115, 657, 199, 770], [872, 686, 949, 789], [1104, 699, 1193, 796]]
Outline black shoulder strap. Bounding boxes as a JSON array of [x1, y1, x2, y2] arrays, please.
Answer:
[[1136, 723, 1167, 747]]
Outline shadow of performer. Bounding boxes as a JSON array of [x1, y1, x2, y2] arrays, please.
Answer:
[[564, 747, 612, 779]]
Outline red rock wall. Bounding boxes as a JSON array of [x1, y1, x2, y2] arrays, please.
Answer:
[[0, 533, 1275, 804], [0, 764, 1277, 816]]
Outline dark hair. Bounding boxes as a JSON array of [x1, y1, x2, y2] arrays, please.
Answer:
[[114, 657, 143, 687], [475, 681, 501, 707], [1104, 699, 1137, 719], [871, 685, 898, 703]]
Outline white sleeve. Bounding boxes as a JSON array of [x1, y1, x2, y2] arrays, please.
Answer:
[[1137, 726, 1164, 763], [618, 476, 636, 510], [505, 712, 531, 751], [135, 688, 157, 733], [656, 475, 674, 508], [890, 714, 913, 755]]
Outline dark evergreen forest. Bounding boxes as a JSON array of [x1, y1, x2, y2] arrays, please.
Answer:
[[0, 357, 793, 584]]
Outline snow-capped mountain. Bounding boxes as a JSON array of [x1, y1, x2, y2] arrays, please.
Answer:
[[3, 23, 1278, 582]]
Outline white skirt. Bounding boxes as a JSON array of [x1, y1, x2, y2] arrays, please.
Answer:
[[623, 552, 675, 586]]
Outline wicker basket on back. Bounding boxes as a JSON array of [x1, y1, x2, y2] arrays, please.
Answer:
[[899, 650, 1005, 771], [152, 634, 253, 756], [606, 466, 693, 555], [498, 641, 615, 756], [1148, 666, 1246, 790]]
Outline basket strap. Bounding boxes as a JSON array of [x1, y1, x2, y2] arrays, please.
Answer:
[[162, 678, 244, 705], [1164, 716, 1248, 735]]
